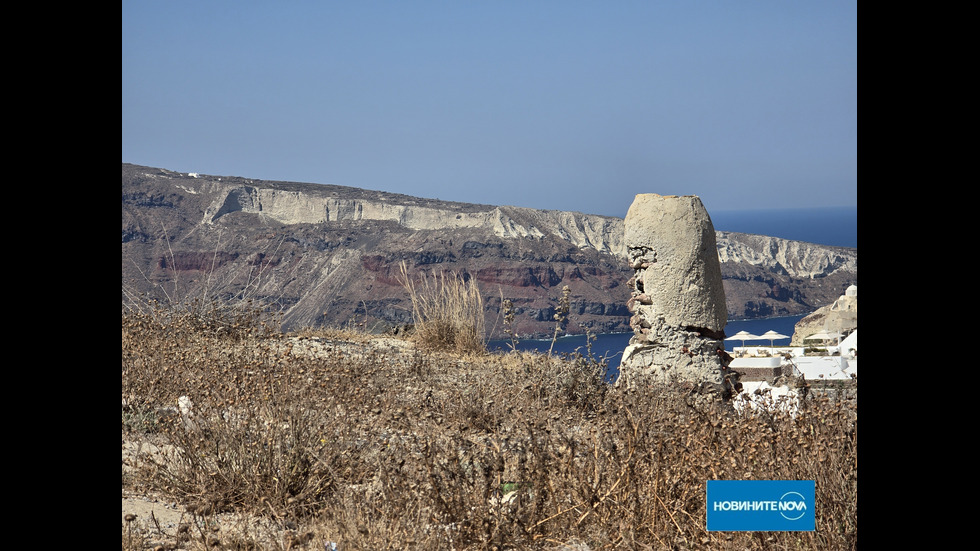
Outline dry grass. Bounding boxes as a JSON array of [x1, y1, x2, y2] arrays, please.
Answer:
[[122, 301, 857, 550], [398, 261, 486, 354]]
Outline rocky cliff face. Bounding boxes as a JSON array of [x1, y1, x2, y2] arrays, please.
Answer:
[[201, 181, 624, 254], [121, 163, 858, 337], [790, 285, 858, 346], [715, 231, 858, 320]]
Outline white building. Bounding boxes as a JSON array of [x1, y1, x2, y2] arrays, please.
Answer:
[[731, 327, 857, 382]]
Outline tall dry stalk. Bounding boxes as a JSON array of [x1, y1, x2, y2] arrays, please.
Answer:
[[548, 285, 571, 356], [398, 261, 486, 354]]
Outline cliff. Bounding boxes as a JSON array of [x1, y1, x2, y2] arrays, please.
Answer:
[[715, 231, 858, 320], [121, 163, 857, 337], [790, 285, 858, 346]]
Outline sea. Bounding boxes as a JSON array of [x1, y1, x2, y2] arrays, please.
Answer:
[[709, 205, 857, 249], [486, 205, 857, 382]]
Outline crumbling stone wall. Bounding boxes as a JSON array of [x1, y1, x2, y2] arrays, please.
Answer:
[[618, 194, 735, 398]]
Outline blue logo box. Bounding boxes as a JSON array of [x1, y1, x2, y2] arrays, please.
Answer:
[[706, 480, 815, 531]]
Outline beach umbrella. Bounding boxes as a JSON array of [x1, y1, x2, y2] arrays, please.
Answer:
[[759, 330, 790, 348], [726, 330, 759, 348]]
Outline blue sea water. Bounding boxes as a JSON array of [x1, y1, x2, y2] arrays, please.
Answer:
[[486, 205, 856, 381], [710, 205, 857, 248], [487, 314, 803, 381]]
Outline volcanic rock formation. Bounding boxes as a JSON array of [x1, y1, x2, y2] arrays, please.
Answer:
[[618, 194, 733, 396], [790, 285, 858, 346], [121, 163, 857, 337]]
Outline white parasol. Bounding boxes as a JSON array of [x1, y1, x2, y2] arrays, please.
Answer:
[[726, 330, 760, 348], [759, 330, 790, 349]]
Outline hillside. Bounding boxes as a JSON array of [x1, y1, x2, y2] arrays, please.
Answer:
[[121, 163, 857, 337]]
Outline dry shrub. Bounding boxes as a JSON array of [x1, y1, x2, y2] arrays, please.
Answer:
[[398, 260, 486, 354], [123, 303, 857, 550]]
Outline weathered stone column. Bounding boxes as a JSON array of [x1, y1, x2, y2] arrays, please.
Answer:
[[618, 193, 733, 397]]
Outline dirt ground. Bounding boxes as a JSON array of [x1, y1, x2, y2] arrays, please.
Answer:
[[121, 439, 202, 548], [121, 464, 314, 550], [121, 489, 187, 539]]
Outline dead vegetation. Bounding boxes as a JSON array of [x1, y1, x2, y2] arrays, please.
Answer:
[[122, 297, 857, 550], [397, 261, 487, 354]]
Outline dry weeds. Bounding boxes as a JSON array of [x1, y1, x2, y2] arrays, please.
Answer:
[[122, 302, 857, 550], [397, 261, 486, 355]]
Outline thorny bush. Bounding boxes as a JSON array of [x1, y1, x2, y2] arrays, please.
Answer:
[[122, 303, 857, 550]]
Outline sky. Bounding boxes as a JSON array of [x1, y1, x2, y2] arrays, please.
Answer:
[[122, 1, 857, 219]]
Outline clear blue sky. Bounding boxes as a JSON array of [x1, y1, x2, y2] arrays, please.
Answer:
[[122, 1, 856, 219]]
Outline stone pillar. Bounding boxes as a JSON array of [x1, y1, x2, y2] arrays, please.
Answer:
[[618, 194, 733, 397]]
